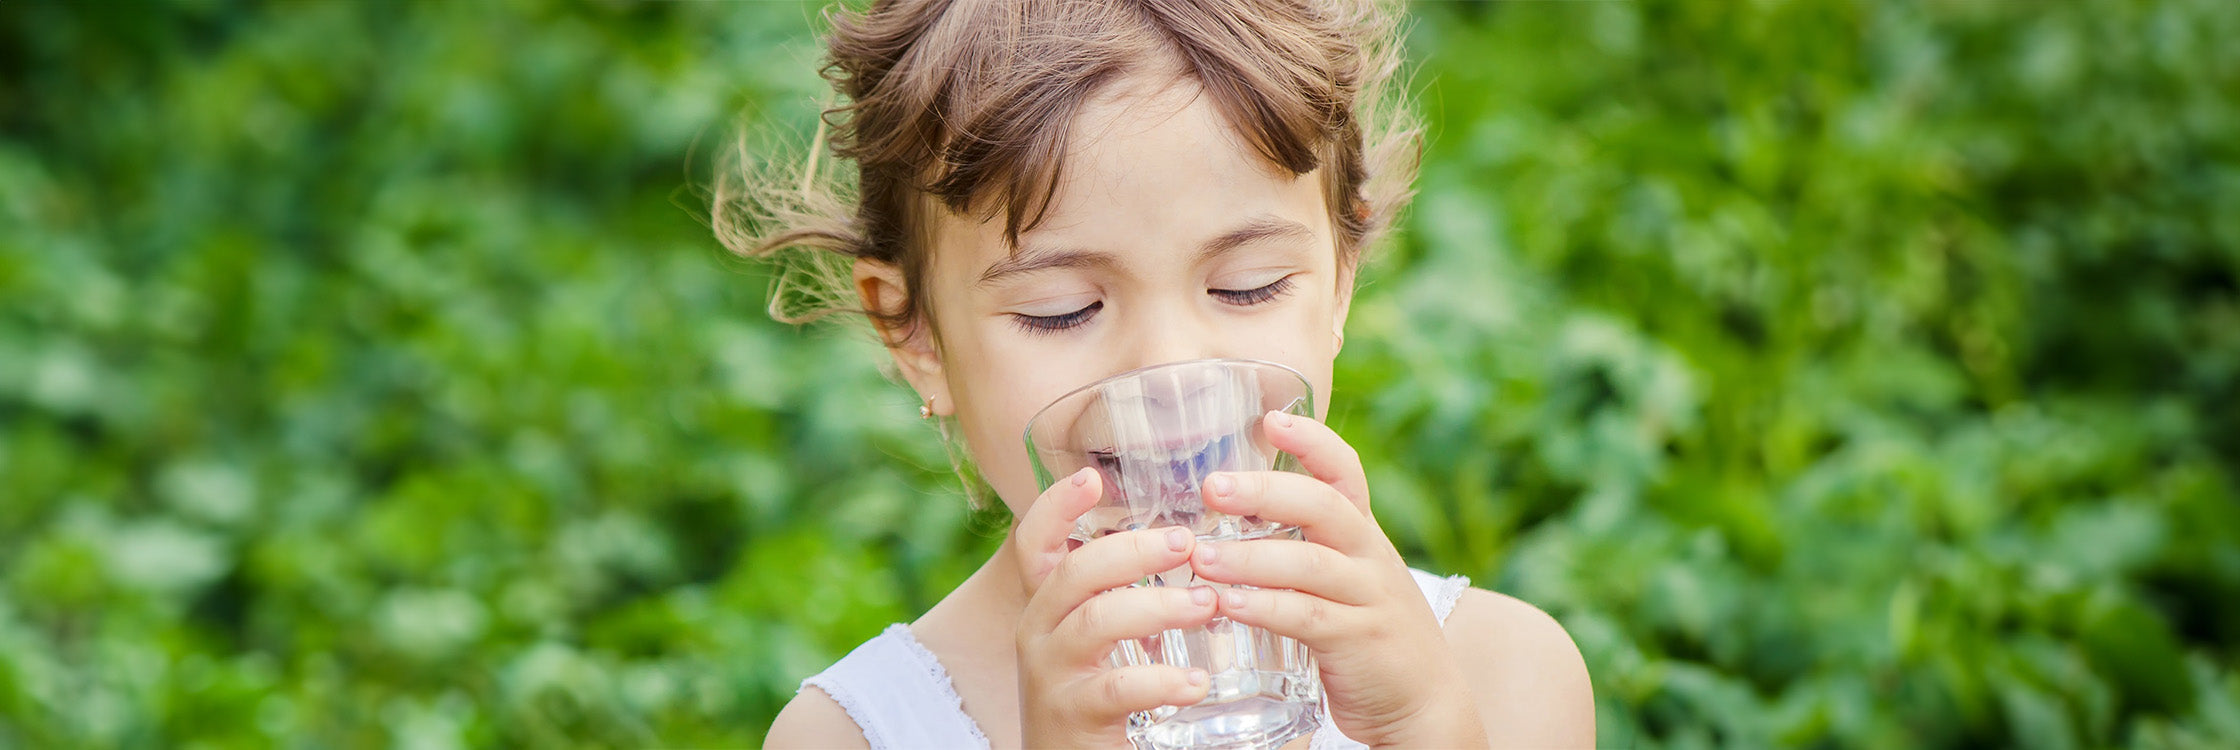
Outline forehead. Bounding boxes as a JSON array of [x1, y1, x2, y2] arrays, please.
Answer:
[[1069, 75, 1298, 197], [926, 75, 1323, 268]]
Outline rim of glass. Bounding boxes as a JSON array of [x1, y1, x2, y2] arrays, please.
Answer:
[[1022, 357, 1313, 443]]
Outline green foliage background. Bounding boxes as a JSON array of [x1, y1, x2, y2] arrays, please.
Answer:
[[4, 1, 2237, 747]]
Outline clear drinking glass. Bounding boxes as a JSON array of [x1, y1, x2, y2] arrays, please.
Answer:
[[1024, 358, 1323, 750]]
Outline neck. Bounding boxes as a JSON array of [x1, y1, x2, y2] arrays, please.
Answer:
[[957, 532, 1031, 620], [906, 530, 1034, 746], [912, 529, 1034, 645]]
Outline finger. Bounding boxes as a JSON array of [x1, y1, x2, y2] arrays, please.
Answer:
[[1010, 467, 1102, 590], [1051, 586, 1218, 663], [1069, 665, 1210, 725], [1262, 411, 1370, 512], [1216, 587, 1374, 650], [1202, 470, 1379, 556], [1022, 526, 1196, 635], [1190, 538, 1381, 606]]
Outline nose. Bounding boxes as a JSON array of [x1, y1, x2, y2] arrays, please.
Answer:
[[1093, 356, 1258, 454], [1122, 292, 1222, 374], [1114, 298, 1250, 417], [1134, 359, 1230, 412]]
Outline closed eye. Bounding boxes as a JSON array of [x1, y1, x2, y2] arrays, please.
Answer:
[[1011, 301, 1102, 335], [1210, 276, 1295, 306]]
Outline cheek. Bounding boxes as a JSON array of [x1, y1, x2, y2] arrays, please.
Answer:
[[1239, 291, 1343, 420], [943, 340, 1096, 513], [1229, 289, 1343, 364]]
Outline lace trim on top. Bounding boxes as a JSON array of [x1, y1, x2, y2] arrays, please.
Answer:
[[887, 623, 993, 748], [798, 671, 888, 750], [800, 624, 991, 750], [1430, 573, 1469, 621], [1308, 717, 1347, 750]]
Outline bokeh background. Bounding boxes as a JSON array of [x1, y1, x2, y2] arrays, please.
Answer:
[[5, 0, 2238, 747]]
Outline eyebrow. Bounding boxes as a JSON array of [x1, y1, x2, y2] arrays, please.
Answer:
[[974, 247, 1122, 288], [976, 215, 1315, 288], [1191, 215, 1315, 265]]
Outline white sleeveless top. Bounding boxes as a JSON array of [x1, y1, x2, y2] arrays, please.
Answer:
[[801, 568, 1471, 750]]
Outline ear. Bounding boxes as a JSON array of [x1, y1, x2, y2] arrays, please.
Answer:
[[854, 258, 954, 416]]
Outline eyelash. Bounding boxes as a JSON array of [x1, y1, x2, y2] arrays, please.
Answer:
[[1211, 275, 1295, 306], [1013, 301, 1103, 334], [1010, 276, 1297, 335]]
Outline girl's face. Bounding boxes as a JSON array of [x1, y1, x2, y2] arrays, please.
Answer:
[[863, 76, 1351, 514]]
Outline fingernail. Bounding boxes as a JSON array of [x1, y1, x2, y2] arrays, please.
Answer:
[[1190, 586, 1214, 606], [1205, 473, 1234, 497], [1194, 544, 1219, 566], [1187, 669, 1207, 686], [1166, 527, 1190, 551], [1268, 410, 1295, 428], [1070, 468, 1091, 487], [1222, 590, 1247, 609]]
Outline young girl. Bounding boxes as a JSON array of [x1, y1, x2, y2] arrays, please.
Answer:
[[721, 0, 1594, 746]]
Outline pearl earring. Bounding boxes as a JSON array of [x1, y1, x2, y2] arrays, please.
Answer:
[[919, 396, 935, 419]]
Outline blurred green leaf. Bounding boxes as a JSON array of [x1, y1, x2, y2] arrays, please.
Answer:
[[2, 0, 2236, 747]]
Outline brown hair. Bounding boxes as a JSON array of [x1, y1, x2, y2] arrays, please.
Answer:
[[715, 0, 1420, 339]]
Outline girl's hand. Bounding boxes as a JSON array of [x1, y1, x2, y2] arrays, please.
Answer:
[[1009, 467, 1220, 747], [1191, 411, 1488, 748]]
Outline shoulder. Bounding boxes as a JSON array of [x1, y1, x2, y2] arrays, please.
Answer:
[[764, 685, 873, 750], [1441, 587, 1583, 665], [1440, 586, 1596, 748]]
